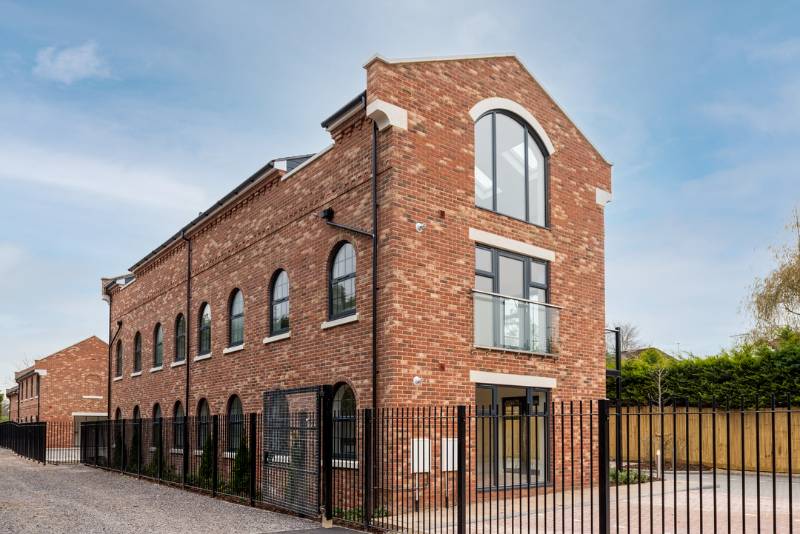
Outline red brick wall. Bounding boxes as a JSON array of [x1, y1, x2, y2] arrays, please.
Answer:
[[367, 56, 611, 406], [7, 391, 18, 421], [108, 56, 610, 418], [10, 337, 107, 422]]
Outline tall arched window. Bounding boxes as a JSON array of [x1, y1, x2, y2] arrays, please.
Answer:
[[332, 384, 356, 460], [152, 403, 162, 451], [173, 401, 185, 449], [198, 303, 211, 356], [197, 398, 211, 449], [226, 395, 243, 452], [133, 332, 142, 372], [115, 340, 123, 378], [228, 290, 244, 347], [474, 111, 547, 226], [270, 270, 290, 335], [329, 242, 356, 319], [153, 323, 163, 368], [174, 314, 186, 362], [115, 407, 122, 420], [133, 405, 140, 420]]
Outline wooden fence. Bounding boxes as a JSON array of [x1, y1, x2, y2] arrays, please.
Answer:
[[610, 405, 800, 473]]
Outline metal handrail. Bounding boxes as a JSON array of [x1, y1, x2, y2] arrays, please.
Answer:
[[471, 289, 563, 309]]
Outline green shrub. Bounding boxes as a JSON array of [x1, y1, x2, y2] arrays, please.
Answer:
[[610, 467, 650, 485]]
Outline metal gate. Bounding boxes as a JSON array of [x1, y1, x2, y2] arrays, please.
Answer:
[[262, 386, 322, 516]]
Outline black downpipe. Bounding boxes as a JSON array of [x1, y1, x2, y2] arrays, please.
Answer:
[[106, 292, 113, 421], [181, 231, 192, 486], [371, 121, 379, 413]]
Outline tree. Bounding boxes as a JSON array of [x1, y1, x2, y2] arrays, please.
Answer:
[[751, 209, 800, 334], [609, 322, 644, 353]]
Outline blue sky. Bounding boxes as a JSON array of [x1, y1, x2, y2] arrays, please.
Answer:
[[1, 1, 798, 387]]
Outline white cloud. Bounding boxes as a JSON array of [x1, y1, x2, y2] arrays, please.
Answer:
[[0, 140, 207, 212], [33, 41, 110, 84]]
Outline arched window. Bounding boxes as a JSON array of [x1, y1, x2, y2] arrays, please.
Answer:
[[198, 303, 211, 356], [115, 407, 122, 420], [173, 401, 185, 449], [115, 340, 123, 378], [226, 395, 243, 452], [174, 314, 186, 362], [474, 111, 547, 226], [197, 398, 211, 449], [133, 405, 141, 420], [133, 332, 142, 372], [152, 403, 162, 451], [270, 270, 290, 335], [332, 384, 356, 460], [329, 242, 356, 319], [265, 391, 289, 458], [228, 290, 244, 347], [153, 323, 163, 368]]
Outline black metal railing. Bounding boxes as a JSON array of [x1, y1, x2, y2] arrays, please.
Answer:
[[6, 397, 798, 533], [0, 420, 46, 463]]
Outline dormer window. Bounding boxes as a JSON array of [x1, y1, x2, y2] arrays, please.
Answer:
[[474, 110, 547, 226]]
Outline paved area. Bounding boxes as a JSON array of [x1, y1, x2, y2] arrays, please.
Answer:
[[0, 449, 320, 534]]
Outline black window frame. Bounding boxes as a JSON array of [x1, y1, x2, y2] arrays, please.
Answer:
[[174, 313, 186, 362], [115, 339, 123, 378], [328, 242, 357, 320], [198, 303, 211, 356], [173, 401, 185, 450], [153, 323, 163, 368], [476, 384, 551, 490], [332, 383, 357, 461], [196, 398, 211, 449], [228, 289, 244, 348], [475, 245, 550, 352], [226, 395, 243, 453], [269, 269, 290, 336], [474, 110, 550, 228], [152, 403, 162, 451], [133, 332, 142, 372]]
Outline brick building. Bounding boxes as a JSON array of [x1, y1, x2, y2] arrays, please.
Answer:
[[103, 53, 611, 490], [5, 336, 108, 426]]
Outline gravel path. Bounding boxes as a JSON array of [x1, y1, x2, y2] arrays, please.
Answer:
[[0, 449, 320, 534]]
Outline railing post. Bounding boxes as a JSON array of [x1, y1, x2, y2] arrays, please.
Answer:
[[137, 419, 142, 478], [598, 399, 610, 534], [212, 414, 219, 497], [121, 419, 126, 473], [183, 415, 189, 487], [457, 405, 467, 534], [321, 386, 333, 522], [157, 418, 163, 481], [94, 422, 99, 467], [362, 408, 373, 529], [249, 413, 257, 506]]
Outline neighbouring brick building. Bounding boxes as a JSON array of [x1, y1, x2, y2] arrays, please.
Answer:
[[103, 53, 611, 491], [5, 336, 108, 426]]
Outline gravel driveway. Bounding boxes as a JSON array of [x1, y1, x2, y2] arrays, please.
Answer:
[[0, 449, 320, 534]]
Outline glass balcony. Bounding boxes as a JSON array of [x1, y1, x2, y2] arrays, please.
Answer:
[[473, 290, 560, 354]]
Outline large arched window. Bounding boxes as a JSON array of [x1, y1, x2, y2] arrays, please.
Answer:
[[173, 401, 185, 450], [198, 303, 211, 356], [474, 110, 547, 226], [133, 332, 142, 372], [115, 340, 123, 378], [197, 398, 211, 449], [153, 323, 163, 368], [133, 405, 141, 420], [329, 242, 356, 319], [226, 395, 243, 452], [270, 270, 290, 335], [332, 384, 356, 460], [228, 290, 244, 347], [174, 314, 186, 362]]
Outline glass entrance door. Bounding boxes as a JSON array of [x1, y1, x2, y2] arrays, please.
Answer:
[[476, 384, 550, 489]]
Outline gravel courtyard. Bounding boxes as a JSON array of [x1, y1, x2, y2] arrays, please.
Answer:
[[0, 449, 320, 534]]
